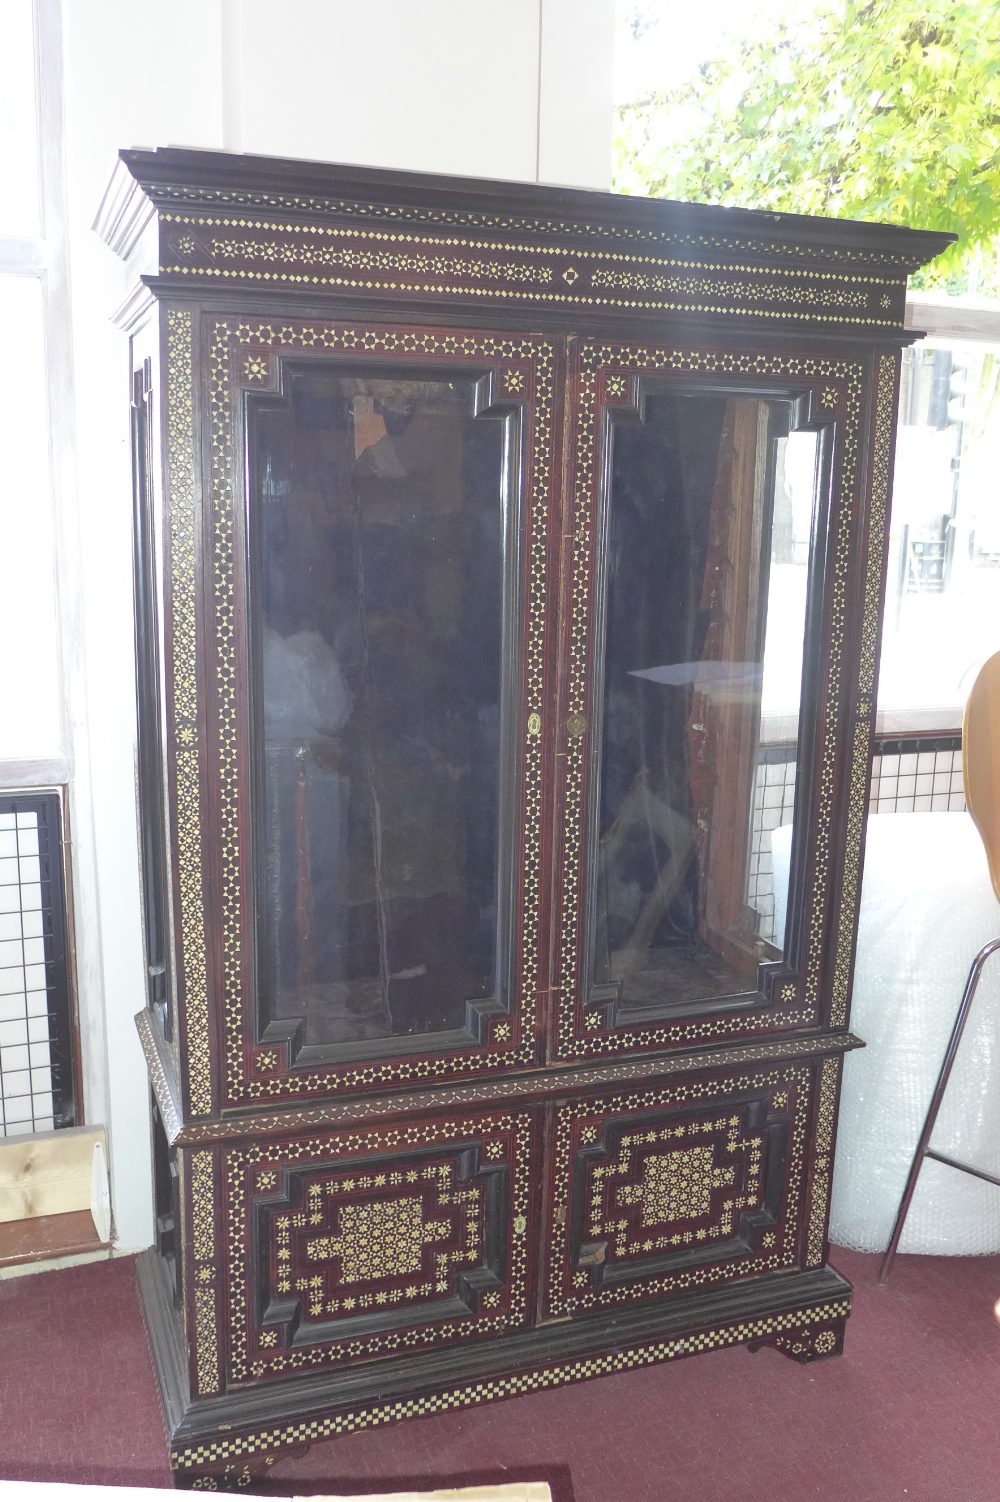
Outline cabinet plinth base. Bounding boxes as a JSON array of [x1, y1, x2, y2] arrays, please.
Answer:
[[747, 1314, 847, 1363], [138, 1249, 852, 1487], [173, 1447, 310, 1491]]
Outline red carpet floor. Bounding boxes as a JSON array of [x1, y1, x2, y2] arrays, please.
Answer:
[[2, 1247, 999, 1499]]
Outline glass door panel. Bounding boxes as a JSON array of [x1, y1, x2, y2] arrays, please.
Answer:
[[589, 387, 818, 1014], [250, 366, 510, 1053]]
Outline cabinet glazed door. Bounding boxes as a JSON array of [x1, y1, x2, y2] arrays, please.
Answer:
[[182, 314, 559, 1112], [550, 339, 894, 1065]]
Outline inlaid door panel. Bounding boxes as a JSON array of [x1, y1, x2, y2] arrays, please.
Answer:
[[172, 312, 559, 1114], [551, 339, 893, 1065], [209, 1106, 537, 1390], [542, 1058, 839, 1322]]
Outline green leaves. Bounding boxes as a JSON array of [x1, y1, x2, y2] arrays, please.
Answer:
[[614, 0, 1000, 288]]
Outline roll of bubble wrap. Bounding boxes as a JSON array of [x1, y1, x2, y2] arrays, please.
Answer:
[[773, 812, 1000, 1255]]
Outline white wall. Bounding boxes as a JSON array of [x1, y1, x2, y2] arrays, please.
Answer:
[[59, 0, 226, 1255], [222, 0, 614, 184], [59, 0, 615, 1249], [224, 1, 540, 176]]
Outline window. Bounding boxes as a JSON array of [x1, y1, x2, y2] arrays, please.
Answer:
[[878, 300, 1000, 734], [0, 0, 67, 767], [0, 0, 80, 1136]]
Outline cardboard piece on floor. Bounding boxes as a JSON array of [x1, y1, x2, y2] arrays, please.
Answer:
[[0, 1482, 552, 1501]]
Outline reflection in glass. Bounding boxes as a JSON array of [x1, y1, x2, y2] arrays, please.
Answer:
[[592, 390, 817, 1008], [252, 368, 508, 1048]]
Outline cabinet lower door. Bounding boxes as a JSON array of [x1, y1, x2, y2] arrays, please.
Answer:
[[187, 1106, 538, 1395], [542, 1058, 837, 1322], [552, 338, 886, 1063]]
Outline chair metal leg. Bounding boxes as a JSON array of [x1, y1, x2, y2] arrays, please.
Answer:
[[879, 936, 1000, 1284]]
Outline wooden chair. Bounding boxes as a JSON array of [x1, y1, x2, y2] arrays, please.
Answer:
[[879, 650, 1000, 1282]]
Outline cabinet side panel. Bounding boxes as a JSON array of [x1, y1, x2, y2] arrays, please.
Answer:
[[162, 305, 215, 1117], [130, 314, 181, 1076]]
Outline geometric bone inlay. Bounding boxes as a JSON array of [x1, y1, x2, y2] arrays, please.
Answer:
[[274, 1158, 482, 1321], [546, 1070, 810, 1320], [225, 1111, 532, 1387], [309, 1198, 432, 1283], [589, 1112, 763, 1262], [638, 1148, 725, 1226]]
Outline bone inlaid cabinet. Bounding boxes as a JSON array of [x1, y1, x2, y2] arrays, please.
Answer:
[[98, 148, 951, 1487]]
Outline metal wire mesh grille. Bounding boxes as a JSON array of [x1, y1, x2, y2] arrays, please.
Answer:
[[748, 736, 965, 945], [870, 735, 964, 814], [0, 790, 75, 1136]]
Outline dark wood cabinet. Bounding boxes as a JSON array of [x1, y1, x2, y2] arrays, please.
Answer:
[[97, 147, 950, 1487]]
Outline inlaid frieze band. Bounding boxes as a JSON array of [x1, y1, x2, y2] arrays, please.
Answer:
[[160, 214, 906, 327]]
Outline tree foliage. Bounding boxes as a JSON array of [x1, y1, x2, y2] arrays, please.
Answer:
[[614, 0, 1000, 287]]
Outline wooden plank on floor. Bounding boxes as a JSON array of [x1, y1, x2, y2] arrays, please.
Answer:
[[0, 1125, 105, 1223], [0, 1209, 104, 1267]]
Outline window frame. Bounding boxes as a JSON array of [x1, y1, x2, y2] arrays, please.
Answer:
[[0, 0, 89, 1139], [875, 295, 1000, 736], [0, 0, 73, 789]]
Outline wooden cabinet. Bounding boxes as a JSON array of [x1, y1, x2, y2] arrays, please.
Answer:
[[97, 148, 951, 1487]]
